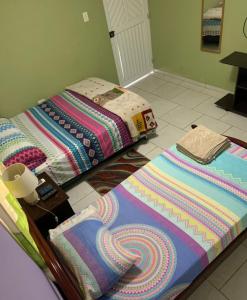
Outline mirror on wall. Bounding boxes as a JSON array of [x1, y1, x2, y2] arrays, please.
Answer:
[[201, 0, 225, 53]]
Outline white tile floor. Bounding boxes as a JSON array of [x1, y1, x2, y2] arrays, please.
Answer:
[[67, 70, 247, 300]]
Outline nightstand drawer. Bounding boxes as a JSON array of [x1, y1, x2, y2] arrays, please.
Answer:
[[35, 200, 74, 238], [19, 172, 74, 238]]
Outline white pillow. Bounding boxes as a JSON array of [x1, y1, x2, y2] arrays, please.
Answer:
[[203, 7, 222, 19], [49, 205, 97, 240], [67, 78, 115, 100]]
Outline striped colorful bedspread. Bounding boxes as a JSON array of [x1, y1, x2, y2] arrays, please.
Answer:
[[12, 90, 132, 185], [202, 19, 222, 36], [95, 143, 247, 300]]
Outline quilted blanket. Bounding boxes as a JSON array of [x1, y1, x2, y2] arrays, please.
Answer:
[[67, 78, 157, 140], [12, 90, 132, 185], [94, 143, 247, 300]]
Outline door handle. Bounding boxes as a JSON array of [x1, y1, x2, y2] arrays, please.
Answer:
[[109, 31, 115, 38]]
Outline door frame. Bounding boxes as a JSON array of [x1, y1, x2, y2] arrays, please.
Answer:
[[103, 0, 153, 86]]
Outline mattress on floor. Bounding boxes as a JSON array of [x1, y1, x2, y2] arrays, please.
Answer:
[[10, 78, 157, 185], [67, 77, 157, 141], [11, 90, 133, 185], [93, 143, 247, 300]]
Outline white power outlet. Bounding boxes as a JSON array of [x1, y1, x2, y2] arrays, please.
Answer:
[[82, 12, 89, 23], [37, 98, 46, 104]]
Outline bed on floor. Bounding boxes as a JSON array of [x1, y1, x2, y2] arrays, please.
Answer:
[[1, 78, 156, 186], [28, 133, 247, 300]]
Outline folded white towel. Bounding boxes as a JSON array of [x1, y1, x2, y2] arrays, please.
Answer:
[[176, 125, 230, 164]]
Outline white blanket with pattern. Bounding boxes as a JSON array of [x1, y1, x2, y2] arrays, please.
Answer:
[[67, 78, 157, 140]]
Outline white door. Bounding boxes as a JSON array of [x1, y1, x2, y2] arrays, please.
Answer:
[[103, 0, 153, 86]]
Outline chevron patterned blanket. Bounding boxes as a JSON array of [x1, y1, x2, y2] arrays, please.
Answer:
[[12, 90, 132, 185], [95, 143, 247, 300]]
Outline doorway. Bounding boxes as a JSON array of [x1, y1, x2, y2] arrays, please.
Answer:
[[103, 0, 153, 86]]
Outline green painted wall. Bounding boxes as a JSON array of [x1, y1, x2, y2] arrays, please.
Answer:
[[0, 0, 117, 117], [149, 0, 247, 91]]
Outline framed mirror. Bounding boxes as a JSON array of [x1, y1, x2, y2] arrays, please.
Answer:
[[201, 0, 225, 53]]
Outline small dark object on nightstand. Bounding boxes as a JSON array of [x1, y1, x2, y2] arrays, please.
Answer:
[[19, 172, 74, 238], [37, 183, 57, 201]]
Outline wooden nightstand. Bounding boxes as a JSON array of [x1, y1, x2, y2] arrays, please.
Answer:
[[19, 172, 74, 238]]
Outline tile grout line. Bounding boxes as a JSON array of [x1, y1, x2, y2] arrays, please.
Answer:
[[137, 75, 228, 113], [154, 69, 231, 94], [71, 191, 101, 211], [158, 103, 233, 133], [141, 78, 188, 99], [149, 83, 231, 124], [217, 259, 247, 292], [158, 102, 203, 120], [207, 281, 231, 300], [168, 93, 211, 109], [219, 290, 231, 300], [222, 126, 233, 135], [191, 96, 222, 110], [156, 114, 200, 134], [193, 109, 228, 121], [152, 74, 185, 86], [136, 77, 169, 93], [68, 188, 96, 206]]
